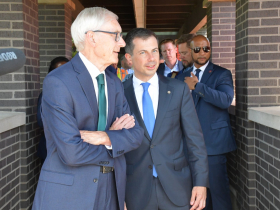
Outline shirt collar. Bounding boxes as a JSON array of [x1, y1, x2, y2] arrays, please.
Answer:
[[79, 52, 105, 78], [133, 73, 159, 89], [192, 60, 209, 73], [164, 59, 178, 71]]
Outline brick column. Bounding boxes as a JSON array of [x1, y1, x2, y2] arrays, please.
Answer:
[[205, 2, 238, 207], [0, 0, 41, 209], [205, 0, 236, 81], [235, 0, 280, 210], [38, 1, 74, 88]]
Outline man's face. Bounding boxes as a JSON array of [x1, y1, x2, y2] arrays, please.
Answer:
[[178, 43, 193, 68], [127, 36, 159, 82], [93, 19, 126, 67], [160, 42, 177, 64], [121, 58, 132, 69], [190, 37, 211, 68]]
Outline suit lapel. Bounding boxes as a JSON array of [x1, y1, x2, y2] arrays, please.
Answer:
[[200, 62, 214, 84], [152, 75, 173, 141], [124, 77, 152, 141], [105, 72, 115, 130], [74, 58, 99, 129], [194, 62, 215, 106]]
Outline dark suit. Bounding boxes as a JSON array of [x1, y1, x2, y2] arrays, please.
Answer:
[[32, 54, 144, 210], [123, 74, 209, 210], [36, 92, 47, 163], [177, 62, 236, 210], [106, 65, 117, 75], [157, 60, 184, 77]]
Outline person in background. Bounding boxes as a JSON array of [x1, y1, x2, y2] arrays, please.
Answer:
[[157, 39, 184, 78], [177, 35, 236, 210], [121, 55, 133, 75], [37, 56, 69, 165], [174, 33, 196, 78]]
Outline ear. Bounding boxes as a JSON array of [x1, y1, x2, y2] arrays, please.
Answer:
[[125, 53, 132, 63], [85, 31, 96, 46]]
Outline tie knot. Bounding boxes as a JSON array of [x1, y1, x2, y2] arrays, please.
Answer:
[[141, 82, 151, 91], [196, 69, 201, 74], [96, 74, 104, 85]]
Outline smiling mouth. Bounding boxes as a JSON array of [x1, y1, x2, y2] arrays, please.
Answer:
[[146, 65, 156, 69]]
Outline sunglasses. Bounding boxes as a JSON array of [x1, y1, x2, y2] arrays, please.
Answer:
[[191, 46, 211, 53]]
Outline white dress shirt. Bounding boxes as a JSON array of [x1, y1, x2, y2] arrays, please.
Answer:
[[192, 61, 210, 82], [164, 59, 179, 77], [79, 52, 112, 149], [132, 73, 159, 119]]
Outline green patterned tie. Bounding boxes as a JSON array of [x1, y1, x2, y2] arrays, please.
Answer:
[[96, 74, 106, 131]]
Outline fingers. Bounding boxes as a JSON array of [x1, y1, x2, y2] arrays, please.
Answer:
[[191, 72, 195, 77], [121, 115, 135, 129], [190, 187, 207, 210], [110, 114, 135, 130], [190, 191, 196, 209], [197, 198, 206, 210]]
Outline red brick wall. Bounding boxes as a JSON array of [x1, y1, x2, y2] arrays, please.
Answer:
[[0, 0, 41, 209], [207, 2, 236, 79], [38, 3, 73, 88]]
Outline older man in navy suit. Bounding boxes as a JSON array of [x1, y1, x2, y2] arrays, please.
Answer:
[[32, 7, 143, 210], [123, 28, 209, 210], [177, 35, 236, 210]]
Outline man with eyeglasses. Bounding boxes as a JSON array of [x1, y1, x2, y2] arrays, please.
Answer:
[[177, 35, 236, 210], [32, 7, 144, 210], [176, 34, 196, 71], [157, 39, 185, 78]]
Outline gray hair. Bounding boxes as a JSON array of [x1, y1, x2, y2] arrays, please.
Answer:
[[71, 7, 118, 52]]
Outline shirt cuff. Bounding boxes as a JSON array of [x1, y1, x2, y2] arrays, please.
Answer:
[[105, 145, 112, 150]]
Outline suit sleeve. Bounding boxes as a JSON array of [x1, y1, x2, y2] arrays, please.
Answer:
[[106, 81, 144, 158], [193, 70, 234, 109], [42, 75, 121, 167], [180, 84, 209, 187], [37, 92, 43, 128]]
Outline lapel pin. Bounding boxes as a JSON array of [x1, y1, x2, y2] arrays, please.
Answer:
[[167, 91, 171, 94], [209, 70, 212, 73]]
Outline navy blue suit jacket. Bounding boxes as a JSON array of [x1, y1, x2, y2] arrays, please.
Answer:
[[157, 60, 185, 77], [32, 54, 144, 210], [123, 74, 209, 210], [177, 62, 236, 155], [36, 92, 47, 160]]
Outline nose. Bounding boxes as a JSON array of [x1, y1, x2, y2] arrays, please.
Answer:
[[198, 48, 205, 55], [147, 53, 155, 61], [118, 37, 126, 47]]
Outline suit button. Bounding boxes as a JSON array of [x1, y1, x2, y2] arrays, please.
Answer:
[[148, 165, 152, 169], [150, 145, 154, 149], [93, 178, 98, 183]]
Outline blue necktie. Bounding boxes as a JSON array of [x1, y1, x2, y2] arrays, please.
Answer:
[[192, 69, 201, 99], [141, 83, 157, 177]]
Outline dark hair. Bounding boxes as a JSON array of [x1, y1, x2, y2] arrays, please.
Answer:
[[48, 56, 69, 73], [176, 34, 197, 47], [124, 28, 158, 55]]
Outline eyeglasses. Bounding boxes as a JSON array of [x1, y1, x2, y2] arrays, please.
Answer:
[[85, 30, 123, 42], [191, 46, 211, 53]]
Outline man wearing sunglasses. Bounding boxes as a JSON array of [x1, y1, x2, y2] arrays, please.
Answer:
[[177, 35, 236, 210]]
